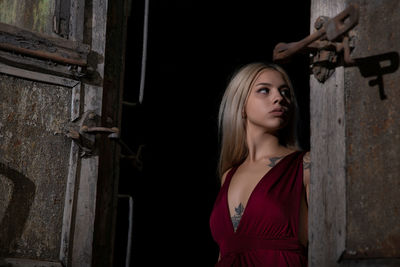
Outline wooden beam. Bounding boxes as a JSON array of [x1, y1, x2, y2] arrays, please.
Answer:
[[0, 22, 89, 66], [0, 62, 79, 87], [0, 50, 84, 79], [0, 257, 63, 267]]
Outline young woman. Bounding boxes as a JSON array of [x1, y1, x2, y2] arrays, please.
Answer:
[[209, 62, 310, 266]]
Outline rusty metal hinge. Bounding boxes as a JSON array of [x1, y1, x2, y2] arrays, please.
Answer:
[[66, 111, 120, 157], [273, 4, 359, 83]]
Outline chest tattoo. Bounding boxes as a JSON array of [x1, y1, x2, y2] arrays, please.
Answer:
[[231, 203, 244, 231], [268, 156, 284, 167]]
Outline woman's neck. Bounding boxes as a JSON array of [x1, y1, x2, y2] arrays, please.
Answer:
[[245, 127, 290, 163]]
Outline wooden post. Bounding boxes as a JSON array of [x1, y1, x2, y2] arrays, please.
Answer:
[[309, 1, 400, 266], [309, 3, 346, 266]]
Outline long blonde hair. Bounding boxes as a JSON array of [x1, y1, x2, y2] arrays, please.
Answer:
[[218, 62, 299, 177]]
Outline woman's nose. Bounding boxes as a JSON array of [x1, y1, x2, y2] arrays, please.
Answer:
[[272, 90, 283, 104]]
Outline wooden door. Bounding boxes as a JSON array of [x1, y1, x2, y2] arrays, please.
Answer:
[[309, 1, 400, 266], [0, 1, 128, 266]]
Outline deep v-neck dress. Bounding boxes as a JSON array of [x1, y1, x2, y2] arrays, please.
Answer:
[[209, 151, 307, 266]]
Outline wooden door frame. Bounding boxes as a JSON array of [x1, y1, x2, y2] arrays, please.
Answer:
[[91, 0, 131, 265]]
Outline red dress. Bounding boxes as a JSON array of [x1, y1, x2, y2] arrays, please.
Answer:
[[209, 151, 307, 266]]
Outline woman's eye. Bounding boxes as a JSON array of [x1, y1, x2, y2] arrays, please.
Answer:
[[280, 89, 291, 97], [258, 88, 270, 94]]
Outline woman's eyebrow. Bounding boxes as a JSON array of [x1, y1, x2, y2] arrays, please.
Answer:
[[256, 82, 273, 86], [256, 82, 288, 88]]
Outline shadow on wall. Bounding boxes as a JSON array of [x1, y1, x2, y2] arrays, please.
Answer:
[[0, 162, 35, 256], [353, 51, 399, 100]]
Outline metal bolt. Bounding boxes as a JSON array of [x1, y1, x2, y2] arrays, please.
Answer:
[[314, 16, 330, 30]]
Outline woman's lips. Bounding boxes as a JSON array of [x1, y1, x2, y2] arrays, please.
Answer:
[[270, 111, 284, 116], [269, 108, 286, 117]]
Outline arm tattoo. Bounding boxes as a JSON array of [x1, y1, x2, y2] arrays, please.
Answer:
[[268, 156, 284, 167], [231, 203, 244, 231], [303, 153, 311, 170]]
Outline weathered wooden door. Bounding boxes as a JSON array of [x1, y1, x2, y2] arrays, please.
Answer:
[[0, 1, 128, 266], [309, 1, 400, 266]]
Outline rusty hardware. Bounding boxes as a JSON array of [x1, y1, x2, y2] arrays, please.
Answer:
[[66, 111, 143, 166], [66, 111, 120, 157], [273, 4, 359, 82], [80, 126, 120, 139]]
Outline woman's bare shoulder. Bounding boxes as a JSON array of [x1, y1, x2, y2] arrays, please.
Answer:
[[303, 151, 310, 166]]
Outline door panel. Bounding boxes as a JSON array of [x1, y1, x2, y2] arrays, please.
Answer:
[[0, 73, 72, 260], [0, 66, 82, 266]]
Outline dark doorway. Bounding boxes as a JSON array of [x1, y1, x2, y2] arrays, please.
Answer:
[[114, 1, 310, 266]]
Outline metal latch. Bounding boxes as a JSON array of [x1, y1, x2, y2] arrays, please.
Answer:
[[273, 4, 359, 82], [66, 111, 120, 157]]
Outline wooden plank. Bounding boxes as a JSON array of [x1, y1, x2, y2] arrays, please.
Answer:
[[0, 22, 89, 53], [71, 83, 81, 121], [309, 1, 346, 267], [0, 62, 79, 87], [53, 0, 72, 38], [0, 50, 85, 79], [69, 0, 109, 265], [0, 22, 89, 66], [69, 0, 86, 42], [59, 143, 79, 267], [0, 258, 63, 267]]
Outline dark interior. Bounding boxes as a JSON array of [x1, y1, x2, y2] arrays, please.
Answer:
[[114, 1, 311, 266]]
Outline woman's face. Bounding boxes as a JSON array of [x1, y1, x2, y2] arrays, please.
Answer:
[[244, 69, 292, 133]]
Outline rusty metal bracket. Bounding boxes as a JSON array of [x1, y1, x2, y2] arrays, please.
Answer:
[[273, 4, 359, 83], [66, 111, 120, 157]]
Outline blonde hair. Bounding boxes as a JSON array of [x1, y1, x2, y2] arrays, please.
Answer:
[[218, 62, 299, 177]]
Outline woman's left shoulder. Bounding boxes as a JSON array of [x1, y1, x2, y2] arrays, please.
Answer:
[[288, 149, 309, 159], [302, 151, 310, 161], [301, 151, 310, 167]]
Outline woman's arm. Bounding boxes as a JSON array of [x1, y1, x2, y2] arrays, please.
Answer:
[[303, 151, 311, 205]]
